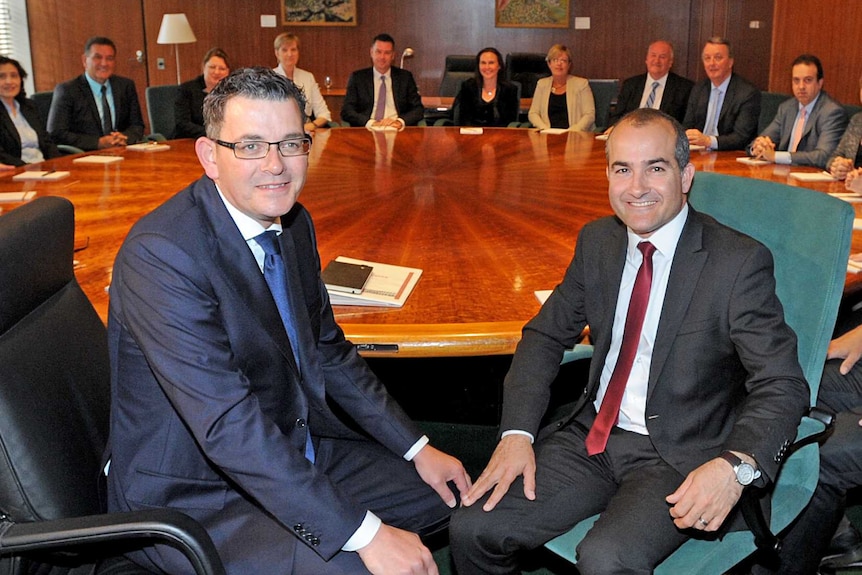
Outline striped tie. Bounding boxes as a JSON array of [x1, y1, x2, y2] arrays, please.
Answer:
[[645, 81, 659, 109]]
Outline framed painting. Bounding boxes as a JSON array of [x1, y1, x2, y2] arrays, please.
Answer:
[[282, 0, 357, 26], [495, 0, 570, 28]]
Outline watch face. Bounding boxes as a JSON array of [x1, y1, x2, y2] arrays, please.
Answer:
[[737, 463, 756, 485]]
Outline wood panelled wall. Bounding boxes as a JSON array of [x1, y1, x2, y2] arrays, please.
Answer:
[[25, 0, 862, 126]]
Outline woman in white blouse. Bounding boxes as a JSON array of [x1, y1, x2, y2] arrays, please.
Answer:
[[528, 44, 595, 132], [0, 56, 59, 168], [273, 32, 332, 133]]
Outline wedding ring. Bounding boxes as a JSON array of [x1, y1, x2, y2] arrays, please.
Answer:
[[698, 517, 709, 527]]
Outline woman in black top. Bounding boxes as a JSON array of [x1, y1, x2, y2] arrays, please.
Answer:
[[174, 48, 230, 138], [0, 56, 59, 168], [454, 47, 519, 127]]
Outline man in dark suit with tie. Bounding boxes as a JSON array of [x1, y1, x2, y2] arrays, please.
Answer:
[[47, 36, 144, 151], [683, 37, 761, 151], [341, 33, 424, 128], [449, 108, 809, 574], [749, 54, 848, 169], [606, 40, 693, 128], [105, 67, 469, 574]]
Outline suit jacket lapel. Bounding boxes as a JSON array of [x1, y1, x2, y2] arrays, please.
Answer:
[[78, 75, 103, 132], [0, 105, 20, 150], [647, 209, 707, 399], [589, 221, 628, 386]]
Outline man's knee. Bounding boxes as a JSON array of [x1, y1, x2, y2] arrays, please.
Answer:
[[577, 532, 652, 575]]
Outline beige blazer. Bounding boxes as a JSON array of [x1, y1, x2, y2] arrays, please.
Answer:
[[528, 75, 595, 132]]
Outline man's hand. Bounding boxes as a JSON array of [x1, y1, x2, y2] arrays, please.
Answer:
[[685, 129, 711, 149], [97, 132, 128, 149], [666, 456, 745, 531], [357, 523, 438, 575], [827, 323, 862, 375], [372, 117, 403, 130], [846, 167, 862, 190], [751, 136, 776, 161], [461, 434, 535, 512], [412, 445, 471, 508]]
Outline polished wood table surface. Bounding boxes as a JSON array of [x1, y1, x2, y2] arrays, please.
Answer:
[[1, 128, 858, 357]]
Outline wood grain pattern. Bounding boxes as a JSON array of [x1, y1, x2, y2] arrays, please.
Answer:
[[0, 128, 857, 357]]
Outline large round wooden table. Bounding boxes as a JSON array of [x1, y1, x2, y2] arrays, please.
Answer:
[[1, 127, 858, 357]]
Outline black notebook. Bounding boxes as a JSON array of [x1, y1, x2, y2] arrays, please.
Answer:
[[321, 260, 373, 294]]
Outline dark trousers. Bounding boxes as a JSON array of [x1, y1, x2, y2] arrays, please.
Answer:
[[449, 409, 693, 575]]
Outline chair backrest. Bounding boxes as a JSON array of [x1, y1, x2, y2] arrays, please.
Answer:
[[439, 55, 475, 97], [146, 84, 181, 140], [758, 91, 792, 134], [844, 103, 862, 120], [505, 52, 550, 98], [0, 197, 110, 524], [588, 78, 619, 132], [29, 91, 53, 132]]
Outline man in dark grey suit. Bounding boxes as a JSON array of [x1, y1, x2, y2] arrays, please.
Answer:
[[47, 36, 144, 151], [449, 108, 809, 574], [105, 67, 469, 574], [341, 33, 424, 128], [607, 40, 693, 128], [750, 54, 848, 169], [684, 37, 761, 151]]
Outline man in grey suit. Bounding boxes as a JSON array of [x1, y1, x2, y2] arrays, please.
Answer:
[[606, 40, 693, 128], [449, 108, 809, 574], [750, 54, 847, 169], [47, 37, 144, 150], [341, 33, 424, 129], [684, 37, 761, 151]]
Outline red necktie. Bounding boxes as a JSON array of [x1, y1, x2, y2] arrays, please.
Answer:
[[585, 241, 656, 456]]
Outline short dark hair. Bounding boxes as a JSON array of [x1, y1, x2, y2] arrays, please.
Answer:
[[202, 47, 230, 70], [84, 36, 116, 55], [474, 47, 505, 86], [0, 56, 28, 99], [607, 108, 690, 171], [203, 67, 307, 139], [372, 33, 395, 47], [792, 54, 824, 80]]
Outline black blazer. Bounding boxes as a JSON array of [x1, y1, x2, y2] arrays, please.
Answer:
[[454, 78, 520, 127], [683, 73, 761, 151], [174, 75, 207, 139], [341, 66, 424, 127], [47, 74, 144, 150], [0, 97, 59, 166], [608, 72, 693, 126]]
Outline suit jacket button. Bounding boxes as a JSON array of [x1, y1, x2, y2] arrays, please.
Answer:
[[310, 536, 320, 546], [296, 418, 307, 428], [293, 523, 303, 532]]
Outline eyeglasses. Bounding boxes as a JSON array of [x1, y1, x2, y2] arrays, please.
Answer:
[[547, 57, 571, 64], [215, 137, 311, 160]]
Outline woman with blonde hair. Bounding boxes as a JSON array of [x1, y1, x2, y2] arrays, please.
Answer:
[[528, 44, 595, 131]]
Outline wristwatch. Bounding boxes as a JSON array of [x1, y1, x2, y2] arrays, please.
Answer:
[[719, 451, 761, 486]]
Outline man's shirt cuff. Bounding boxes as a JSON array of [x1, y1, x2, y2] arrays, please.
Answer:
[[342, 511, 382, 551], [501, 429, 535, 443], [404, 435, 429, 461]]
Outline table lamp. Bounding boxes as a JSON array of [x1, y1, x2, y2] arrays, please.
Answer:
[[156, 13, 197, 84]]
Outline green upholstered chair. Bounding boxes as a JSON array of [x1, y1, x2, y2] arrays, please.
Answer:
[[544, 171, 854, 573], [588, 79, 619, 133], [758, 91, 792, 134], [145, 84, 181, 140]]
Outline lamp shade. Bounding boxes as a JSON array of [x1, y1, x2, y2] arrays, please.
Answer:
[[157, 13, 197, 44]]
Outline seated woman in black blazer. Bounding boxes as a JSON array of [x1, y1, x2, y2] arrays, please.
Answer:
[[174, 48, 230, 139], [454, 47, 519, 127], [0, 56, 59, 168]]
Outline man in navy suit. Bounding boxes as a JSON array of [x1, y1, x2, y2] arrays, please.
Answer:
[[749, 54, 848, 169], [683, 37, 761, 151], [341, 33, 424, 128], [106, 67, 469, 574], [47, 37, 144, 151], [606, 40, 693, 128], [449, 109, 808, 574]]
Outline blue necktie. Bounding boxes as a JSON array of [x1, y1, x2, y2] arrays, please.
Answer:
[[255, 230, 315, 463], [645, 81, 659, 109]]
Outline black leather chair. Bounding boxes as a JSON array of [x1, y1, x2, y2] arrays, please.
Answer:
[[588, 78, 619, 132], [30, 90, 54, 131], [145, 84, 181, 140], [504, 52, 549, 98], [439, 55, 475, 97], [0, 197, 225, 575]]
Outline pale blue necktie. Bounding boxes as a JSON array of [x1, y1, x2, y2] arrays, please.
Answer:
[[255, 230, 315, 463], [705, 87, 722, 136], [645, 81, 659, 109]]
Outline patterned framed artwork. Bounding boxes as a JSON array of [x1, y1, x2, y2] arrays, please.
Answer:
[[495, 0, 570, 28], [282, 0, 357, 26]]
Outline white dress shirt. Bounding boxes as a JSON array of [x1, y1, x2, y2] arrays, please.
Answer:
[[639, 73, 669, 110]]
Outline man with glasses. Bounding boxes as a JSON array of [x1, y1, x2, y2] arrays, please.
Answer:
[[105, 67, 469, 575]]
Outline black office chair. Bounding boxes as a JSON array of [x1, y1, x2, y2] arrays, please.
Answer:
[[30, 90, 54, 131], [439, 55, 475, 97], [588, 78, 619, 132], [145, 84, 181, 140], [504, 52, 549, 98], [0, 197, 225, 575]]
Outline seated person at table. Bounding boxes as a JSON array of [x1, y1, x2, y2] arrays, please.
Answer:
[[273, 32, 331, 133], [453, 47, 519, 128], [528, 44, 595, 132], [683, 37, 760, 151], [449, 108, 808, 575], [341, 33, 424, 129], [0, 56, 59, 168], [828, 73, 862, 180], [105, 67, 469, 575], [750, 54, 847, 168], [606, 40, 693, 130], [47, 36, 144, 150], [174, 48, 230, 139]]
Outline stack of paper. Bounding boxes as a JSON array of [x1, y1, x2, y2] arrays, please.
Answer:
[[72, 155, 124, 164], [0, 191, 36, 201], [127, 142, 171, 152], [11, 171, 70, 181], [789, 171, 835, 182], [325, 256, 422, 307], [736, 157, 770, 166]]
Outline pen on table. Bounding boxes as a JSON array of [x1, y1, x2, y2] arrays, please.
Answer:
[[42, 170, 55, 176]]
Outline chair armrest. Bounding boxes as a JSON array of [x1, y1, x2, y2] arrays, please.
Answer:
[[57, 144, 85, 155], [146, 133, 167, 142], [0, 509, 225, 575]]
